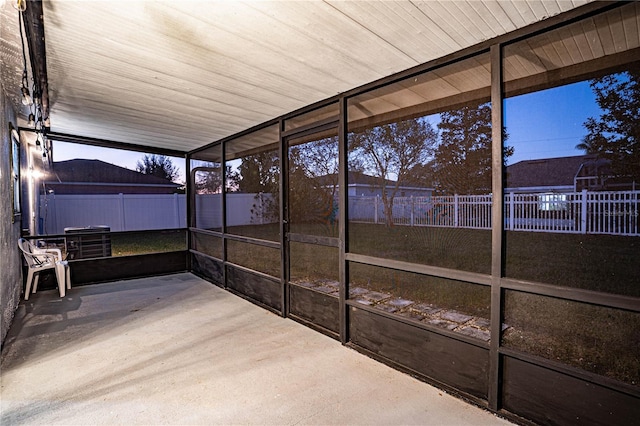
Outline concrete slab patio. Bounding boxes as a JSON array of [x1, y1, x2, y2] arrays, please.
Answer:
[[1, 273, 512, 425]]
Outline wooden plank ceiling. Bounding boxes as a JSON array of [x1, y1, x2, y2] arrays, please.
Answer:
[[36, 0, 599, 153], [350, 2, 640, 127]]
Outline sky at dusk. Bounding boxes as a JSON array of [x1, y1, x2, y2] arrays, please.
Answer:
[[505, 80, 600, 165], [51, 80, 602, 182]]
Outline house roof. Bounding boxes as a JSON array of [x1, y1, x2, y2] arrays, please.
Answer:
[[348, 171, 393, 187], [45, 159, 180, 187], [505, 155, 595, 189], [317, 171, 431, 190]]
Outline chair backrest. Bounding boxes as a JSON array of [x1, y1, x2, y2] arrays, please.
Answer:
[[17, 238, 55, 268]]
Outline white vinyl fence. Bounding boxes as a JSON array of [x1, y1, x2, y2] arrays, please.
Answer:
[[194, 193, 275, 229], [42, 190, 638, 236], [41, 192, 276, 234], [41, 193, 188, 234], [349, 190, 639, 236]]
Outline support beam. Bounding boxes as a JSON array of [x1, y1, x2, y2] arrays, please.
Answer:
[[46, 131, 186, 158], [22, 0, 49, 121], [488, 43, 504, 412]]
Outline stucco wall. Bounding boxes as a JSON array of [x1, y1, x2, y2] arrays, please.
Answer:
[[0, 82, 23, 346]]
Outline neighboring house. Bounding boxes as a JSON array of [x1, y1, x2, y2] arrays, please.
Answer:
[[505, 154, 636, 194], [38, 159, 186, 235], [43, 159, 181, 194], [348, 171, 433, 198]]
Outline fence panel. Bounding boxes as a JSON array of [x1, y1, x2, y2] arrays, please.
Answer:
[[225, 193, 276, 227], [587, 191, 638, 236], [458, 195, 492, 229], [349, 197, 379, 224], [350, 190, 639, 236], [123, 194, 186, 231], [504, 193, 577, 233], [42, 190, 639, 236], [42, 194, 126, 234], [42, 193, 280, 235], [195, 194, 222, 230], [41, 193, 187, 234]]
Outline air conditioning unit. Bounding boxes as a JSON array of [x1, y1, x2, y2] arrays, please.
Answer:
[[64, 226, 112, 259]]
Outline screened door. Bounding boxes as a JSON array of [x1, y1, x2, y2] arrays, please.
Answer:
[[285, 125, 341, 336]]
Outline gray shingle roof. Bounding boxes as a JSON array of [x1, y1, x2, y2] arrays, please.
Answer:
[[505, 155, 596, 189], [47, 159, 179, 186]]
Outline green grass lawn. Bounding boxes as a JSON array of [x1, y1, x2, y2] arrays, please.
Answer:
[[110, 230, 186, 256], [349, 223, 492, 274], [504, 231, 639, 297], [503, 291, 640, 386]]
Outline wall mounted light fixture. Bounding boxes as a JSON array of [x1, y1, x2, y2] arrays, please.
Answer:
[[21, 83, 33, 106], [12, 0, 27, 12]]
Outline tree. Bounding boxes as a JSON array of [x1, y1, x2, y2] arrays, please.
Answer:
[[577, 70, 640, 182], [193, 162, 223, 194], [432, 102, 511, 195], [349, 118, 438, 226], [225, 150, 280, 223], [230, 150, 279, 194], [288, 136, 339, 227], [136, 154, 180, 182]]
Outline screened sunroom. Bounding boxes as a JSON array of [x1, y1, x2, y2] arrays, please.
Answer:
[[1, 1, 638, 425]]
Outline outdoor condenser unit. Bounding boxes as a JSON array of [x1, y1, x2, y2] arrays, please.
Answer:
[[64, 226, 112, 259]]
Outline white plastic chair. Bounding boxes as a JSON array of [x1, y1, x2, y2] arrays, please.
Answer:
[[17, 238, 71, 300]]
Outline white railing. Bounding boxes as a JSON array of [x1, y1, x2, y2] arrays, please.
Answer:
[[349, 195, 492, 229], [584, 190, 639, 235], [349, 190, 639, 236]]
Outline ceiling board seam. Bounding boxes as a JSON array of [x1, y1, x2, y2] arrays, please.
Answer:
[[149, 2, 360, 93], [244, 1, 413, 76], [322, 0, 419, 63]]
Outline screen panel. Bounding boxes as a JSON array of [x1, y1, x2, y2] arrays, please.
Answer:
[[347, 53, 493, 274], [503, 3, 640, 297], [225, 125, 280, 241], [349, 262, 491, 342], [502, 290, 640, 386], [287, 128, 340, 238], [226, 239, 280, 278]]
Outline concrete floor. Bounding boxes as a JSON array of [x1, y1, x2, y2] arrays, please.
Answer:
[[1, 273, 512, 425]]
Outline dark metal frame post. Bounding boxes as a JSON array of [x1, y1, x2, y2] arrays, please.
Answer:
[[185, 152, 192, 271], [279, 119, 289, 318], [489, 43, 504, 411], [338, 97, 349, 344], [221, 142, 228, 289]]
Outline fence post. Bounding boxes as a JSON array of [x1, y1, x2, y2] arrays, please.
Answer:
[[118, 193, 126, 231], [410, 196, 415, 226], [454, 194, 459, 228], [509, 192, 515, 231], [374, 196, 379, 224], [174, 193, 180, 228], [581, 189, 588, 234], [259, 193, 265, 225]]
